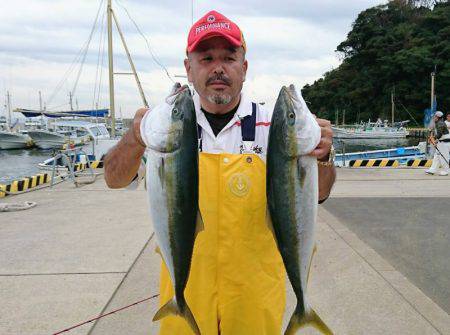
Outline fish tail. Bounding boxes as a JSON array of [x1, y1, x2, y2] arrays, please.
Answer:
[[153, 297, 201, 335], [285, 305, 334, 335]]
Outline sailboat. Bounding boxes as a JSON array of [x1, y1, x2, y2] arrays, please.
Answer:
[[13, 0, 149, 153]]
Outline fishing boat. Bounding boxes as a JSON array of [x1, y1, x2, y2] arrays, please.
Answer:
[[332, 120, 409, 139], [0, 130, 33, 150], [26, 120, 109, 150]]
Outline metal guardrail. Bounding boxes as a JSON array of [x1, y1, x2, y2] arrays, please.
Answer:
[[50, 147, 96, 187]]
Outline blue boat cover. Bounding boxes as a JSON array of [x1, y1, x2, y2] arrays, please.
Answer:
[[16, 108, 109, 118]]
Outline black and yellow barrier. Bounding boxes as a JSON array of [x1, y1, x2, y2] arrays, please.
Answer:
[[0, 173, 50, 198], [0, 161, 104, 198], [72, 160, 104, 171], [406, 159, 433, 168], [349, 159, 399, 168]]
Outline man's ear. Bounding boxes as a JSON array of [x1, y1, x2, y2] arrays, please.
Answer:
[[242, 59, 248, 82], [184, 58, 193, 83]]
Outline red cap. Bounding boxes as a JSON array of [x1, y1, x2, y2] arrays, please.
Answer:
[[187, 10, 246, 53]]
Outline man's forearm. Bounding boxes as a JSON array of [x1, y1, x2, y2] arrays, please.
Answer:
[[318, 164, 336, 203], [104, 129, 145, 189]]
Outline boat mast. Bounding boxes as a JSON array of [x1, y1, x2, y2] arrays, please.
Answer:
[[39, 91, 43, 111], [111, 10, 149, 108], [6, 91, 12, 131], [69, 91, 74, 111], [107, 0, 116, 138], [391, 87, 395, 125]]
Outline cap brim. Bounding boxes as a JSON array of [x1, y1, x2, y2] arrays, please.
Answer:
[[187, 31, 242, 53]]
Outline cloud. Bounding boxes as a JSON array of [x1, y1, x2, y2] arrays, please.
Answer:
[[0, 0, 385, 118]]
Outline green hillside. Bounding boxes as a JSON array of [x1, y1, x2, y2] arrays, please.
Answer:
[[302, 0, 450, 125]]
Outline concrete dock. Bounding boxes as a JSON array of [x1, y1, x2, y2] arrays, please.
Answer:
[[0, 168, 449, 335]]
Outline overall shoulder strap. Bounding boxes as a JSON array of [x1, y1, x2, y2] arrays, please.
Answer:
[[240, 103, 257, 154], [197, 124, 203, 152], [241, 102, 257, 141]]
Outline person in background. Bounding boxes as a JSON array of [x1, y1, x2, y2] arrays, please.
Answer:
[[445, 112, 450, 131], [426, 111, 450, 176]]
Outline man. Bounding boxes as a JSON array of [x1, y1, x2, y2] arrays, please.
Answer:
[[446, 112, 450, 131], [104, 10, 336, 334], [426, 111, 450, 176]]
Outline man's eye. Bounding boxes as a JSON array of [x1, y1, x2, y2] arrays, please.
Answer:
[[226, 57, 235, 61], [202, 56, 212, 61]]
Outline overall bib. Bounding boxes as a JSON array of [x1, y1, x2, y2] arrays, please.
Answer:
[[158, 108, 286, 335]]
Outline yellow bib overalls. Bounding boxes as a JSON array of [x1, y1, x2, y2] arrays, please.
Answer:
[[158, 108, 286, 335]]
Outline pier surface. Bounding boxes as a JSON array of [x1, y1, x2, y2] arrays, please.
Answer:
[[0, 169, 449, 335]]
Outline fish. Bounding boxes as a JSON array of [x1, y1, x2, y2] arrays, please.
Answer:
[[143, 83, 201, 334], [267, 84, 334, 335]]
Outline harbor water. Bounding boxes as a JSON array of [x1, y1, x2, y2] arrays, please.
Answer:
[[0, 138, 422, 185]]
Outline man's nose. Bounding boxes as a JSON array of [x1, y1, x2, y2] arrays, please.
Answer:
[[212, 61, 226, 74]]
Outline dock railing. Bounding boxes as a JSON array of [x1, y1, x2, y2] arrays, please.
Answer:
[[50, 147, 96, 187]]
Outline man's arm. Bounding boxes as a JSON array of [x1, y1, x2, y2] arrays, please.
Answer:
[[104, 108, 148, 189], [310, 118, 336, 203]]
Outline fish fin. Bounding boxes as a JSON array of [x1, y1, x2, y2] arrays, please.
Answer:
[[195, 210, 205, 235], [307, 244, 318, 284], [153, 298, 201, 335], [154, 245, 162, 256], [285, 306, 334, 335]]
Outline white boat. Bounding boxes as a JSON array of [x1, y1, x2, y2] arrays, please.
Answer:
[[28, 120, 110, 150], [332, 120, 409, 139], [0, 92, 34, 149], [0, 130, 33, 149]]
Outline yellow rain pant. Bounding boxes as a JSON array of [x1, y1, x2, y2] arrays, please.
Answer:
[[158, 152, 286, 335]]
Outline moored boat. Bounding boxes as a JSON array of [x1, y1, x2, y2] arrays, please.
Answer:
[[332, 120, 409, 139], [0, 130, 33, 150]]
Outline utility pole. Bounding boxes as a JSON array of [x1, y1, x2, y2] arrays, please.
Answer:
[[107, 0, 116, 138], [342, 109, 346, 126]]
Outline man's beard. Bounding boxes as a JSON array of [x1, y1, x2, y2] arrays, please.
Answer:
[[205, 73, 232, 105], [207, 93, 232, 105]]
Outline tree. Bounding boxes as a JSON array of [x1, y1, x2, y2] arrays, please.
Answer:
[[302, 0, 450, 124]]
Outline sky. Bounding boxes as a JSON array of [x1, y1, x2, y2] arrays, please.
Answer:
[[0, 0, 386, 119]]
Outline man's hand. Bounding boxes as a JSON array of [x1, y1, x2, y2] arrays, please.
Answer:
[[310, 118, 333, 160], [104, 107, 149, 189]]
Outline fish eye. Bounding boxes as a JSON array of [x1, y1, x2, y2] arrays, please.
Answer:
[[288, 113, 295, 119], [173, 108, 179, 115]]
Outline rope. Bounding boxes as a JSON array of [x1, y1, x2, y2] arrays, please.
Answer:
[[0, 201, 37, 212], [47, 0, 104, 109], [71, 0, 105, 99], [92, 9, 107, 110], [51, 294, 159, 335], [396, 101, 421, 127], [114, 0, 175, 83]]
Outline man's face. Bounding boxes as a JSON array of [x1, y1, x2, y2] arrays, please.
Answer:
[[184, 36, 247, 110], [446, 114, 450, 122]]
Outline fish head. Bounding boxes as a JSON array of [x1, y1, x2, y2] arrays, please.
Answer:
[[271, 84, 321, 158], [144, 84, 195, 153]]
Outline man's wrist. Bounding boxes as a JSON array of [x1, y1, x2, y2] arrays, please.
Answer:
[[317, 146, 335, 167], [132, 109, 148, 148]]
